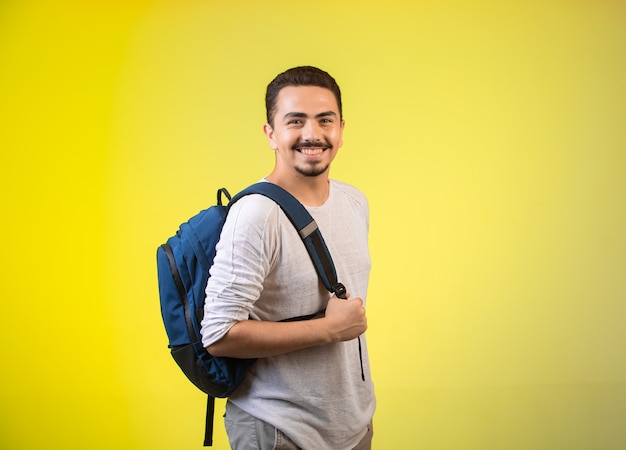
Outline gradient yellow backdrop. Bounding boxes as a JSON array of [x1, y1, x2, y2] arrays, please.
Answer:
[[1, 1, 625, 449]]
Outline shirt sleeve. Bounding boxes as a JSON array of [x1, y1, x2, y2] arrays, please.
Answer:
[[200, 195, 278, 347]]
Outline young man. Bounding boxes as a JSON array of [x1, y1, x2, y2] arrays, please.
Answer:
[[201, 66, 375, 449]]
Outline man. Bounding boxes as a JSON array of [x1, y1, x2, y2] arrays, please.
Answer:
[[201, 66, 375, 449]]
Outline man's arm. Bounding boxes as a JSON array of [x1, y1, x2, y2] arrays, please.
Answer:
[[206, 294, 366, 358]]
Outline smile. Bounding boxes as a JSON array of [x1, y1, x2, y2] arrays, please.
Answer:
[[297, 148, 326, 155]]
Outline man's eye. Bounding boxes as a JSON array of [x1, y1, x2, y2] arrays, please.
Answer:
[[288, 119, 302, 125], [320, 118, 332, 124]]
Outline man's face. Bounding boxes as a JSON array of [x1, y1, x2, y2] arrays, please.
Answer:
[[264, 85, 344, 178]]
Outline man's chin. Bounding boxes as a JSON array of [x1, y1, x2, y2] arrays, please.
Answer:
[[295, 164, 329, 177]]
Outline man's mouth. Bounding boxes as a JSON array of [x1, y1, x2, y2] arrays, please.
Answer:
[[293, 141, 330, 154], [298, 148, 325, 155]]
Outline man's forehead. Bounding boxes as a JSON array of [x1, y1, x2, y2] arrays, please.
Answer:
[[276, 85, 339, 111]]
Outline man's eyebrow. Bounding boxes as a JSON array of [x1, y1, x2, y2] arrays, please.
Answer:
[[283, 111, 338, 120], [283, 112, 307, 119]]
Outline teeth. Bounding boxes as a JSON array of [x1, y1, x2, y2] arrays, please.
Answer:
[[300, 148, 323, 155]]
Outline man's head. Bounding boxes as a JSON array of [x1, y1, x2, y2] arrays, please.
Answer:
[[263, 67, 345, 180], [265, 66, 342, 128]]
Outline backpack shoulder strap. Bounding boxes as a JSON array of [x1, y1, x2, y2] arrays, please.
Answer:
[[230, 182, 346, 299]]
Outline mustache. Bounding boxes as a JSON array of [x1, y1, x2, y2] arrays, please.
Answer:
[[292, 140, 332, 150]]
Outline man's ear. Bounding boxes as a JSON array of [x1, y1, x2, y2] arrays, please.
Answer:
[[338, 119, 345, 149], [263, 123, 277, 150]]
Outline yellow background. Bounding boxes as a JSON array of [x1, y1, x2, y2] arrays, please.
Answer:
[[1, 0, 625, 448]]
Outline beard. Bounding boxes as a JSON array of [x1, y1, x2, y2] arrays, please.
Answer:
[[295, 162, 330, 177]]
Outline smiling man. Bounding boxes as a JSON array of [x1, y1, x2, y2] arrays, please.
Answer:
[[201, 66, 375, 450]]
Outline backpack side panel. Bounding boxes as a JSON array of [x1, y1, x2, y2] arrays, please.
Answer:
[[157, 203, 255, 397], [157, 237, 193, 347]]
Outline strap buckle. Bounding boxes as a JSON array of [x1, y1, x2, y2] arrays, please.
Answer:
[[333, 283, 347, 299]]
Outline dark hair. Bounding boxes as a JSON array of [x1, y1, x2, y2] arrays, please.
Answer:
[[265, 66, 343, 127]]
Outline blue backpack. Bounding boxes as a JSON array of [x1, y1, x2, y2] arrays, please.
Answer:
[[156, 182, 346, 446]]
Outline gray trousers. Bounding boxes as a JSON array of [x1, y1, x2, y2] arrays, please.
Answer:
[[224, 401, 373, 450]]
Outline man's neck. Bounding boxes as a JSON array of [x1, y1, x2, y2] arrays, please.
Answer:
[[265, 173, 330, 207]]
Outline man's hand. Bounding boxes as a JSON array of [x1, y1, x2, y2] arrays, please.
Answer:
[[323, 293, 367, 342]]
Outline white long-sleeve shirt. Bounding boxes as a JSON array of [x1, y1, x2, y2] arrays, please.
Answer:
[[201, 179, 375, 449]]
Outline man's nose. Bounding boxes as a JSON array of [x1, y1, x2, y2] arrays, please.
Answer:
[[301, 121, 321, 141]]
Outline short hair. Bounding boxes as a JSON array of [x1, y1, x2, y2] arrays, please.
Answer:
[[265, 66, 343, 127]]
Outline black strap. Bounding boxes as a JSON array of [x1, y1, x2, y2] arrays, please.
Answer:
[[304, 229, 347, 299], [217, 188, 231, 206], [203, 396, 215, 446]]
